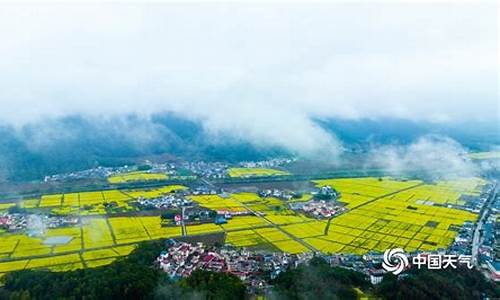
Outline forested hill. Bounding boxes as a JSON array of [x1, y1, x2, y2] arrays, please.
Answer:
[[0, 113, 497, 182], [0, 113, 288, 181]]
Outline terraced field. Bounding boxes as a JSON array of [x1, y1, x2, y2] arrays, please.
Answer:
[[0, 177, 487, 278]]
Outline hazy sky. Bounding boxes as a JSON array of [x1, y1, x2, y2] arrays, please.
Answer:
[[0, 2, 497, 155]]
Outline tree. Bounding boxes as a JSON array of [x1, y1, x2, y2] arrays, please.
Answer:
[[161, 212, 175, 220], [375, 266, 500, 300], [179, 270, 246, 300], [137, 165, 152, 171], [272, 257, 370, 300], [2, 241, 165, 300], [208, 210, 218, 219], [8, 205, 27, 214]]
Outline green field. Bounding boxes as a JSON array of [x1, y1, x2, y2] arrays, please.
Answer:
[[0, 177, 487, 276], [228, 167, 290, 177]]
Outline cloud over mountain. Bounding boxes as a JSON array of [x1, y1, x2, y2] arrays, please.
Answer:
[[0, 2, 496, 157]]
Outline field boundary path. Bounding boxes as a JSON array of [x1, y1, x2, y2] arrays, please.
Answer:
[[105, 218, 118, 245], [231, 198, 318, 252], [0, 224, 277, 265], [181, 206, 188, 237], [0, 240, 144, 264], [79, 253, 88, 268], [201, 177, 318, 252], [324, 183, 424, 235]]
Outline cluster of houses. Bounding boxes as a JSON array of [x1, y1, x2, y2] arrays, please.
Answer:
[[239, 158, 295, 169], [43, 157, 297, 184], [161, 207, 217, 227], [43, 215, 78, 228], [215, 210, 252, 218], [461, 189, 491, 214], [445, 183, 500, 282], [440, 183, 495, 214], [44, 166, 116, 182], [157, 240, 313, 290], [157, 241, 225, 277], [190, 186, 220, 196], [179, 158, 294, 179], [258, 189, 298, 201], [279, 186, 345, 219], [180, 161, 228, 179], [477, 190, 500, 282], [289, 200, 347, 219], [0, 213, 26, 231], [312, 185, 341, 201], [156, 240, 464, 291], [418, 192, 488, 216], [180, 207, 255, 226], [184, 207, 217, 224], [480, 213, 500, 281], [146, 162, 176, 174], [145, 188, 251, 226], [258, 185, 341, 203], [136, 194, 192, 210], [0, 212, 78, 235], [43, 163, 173, 183], [448, 220, 474, 255]]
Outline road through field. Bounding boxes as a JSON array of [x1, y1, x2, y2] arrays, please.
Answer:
[[324, 182, 424, 235], [230, 197, 318, 252], [203, 177, 318, 252], [472, 181, 497, 265]]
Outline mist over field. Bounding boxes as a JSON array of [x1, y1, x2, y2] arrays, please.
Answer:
[[366, 135, 479, 180], [0, 2, 497, 180]]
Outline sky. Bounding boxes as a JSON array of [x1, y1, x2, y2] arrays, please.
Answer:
[[0, 1, 497, 156]]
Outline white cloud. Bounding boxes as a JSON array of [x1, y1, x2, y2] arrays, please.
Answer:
[[367, 135, 478, 179], [0, 2, 497, 155]]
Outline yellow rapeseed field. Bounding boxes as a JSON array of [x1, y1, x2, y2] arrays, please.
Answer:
[[228, 168, 290, 177], [108, 171, 168, 184]]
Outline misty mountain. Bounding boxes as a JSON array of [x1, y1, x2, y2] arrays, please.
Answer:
[[0, 113, 497, 182], [319, 118, 499, 149], [0, 114, 289, 181]]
